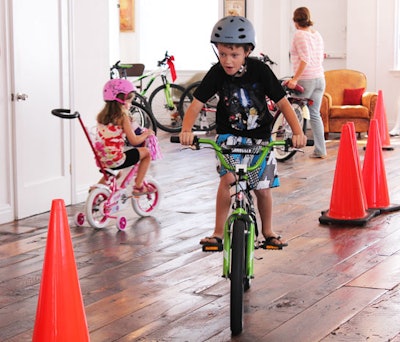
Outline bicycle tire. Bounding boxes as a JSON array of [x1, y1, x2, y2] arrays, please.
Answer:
[[131, 178, 162, 216], [178, 81, 217, 132], [271, 103, 306, 162], [86, 187, 112, 228], [148, 83, 186, 133], [133, 92, 151, 111], [130, 100, 158, 134], [230, 219, 246, 336]]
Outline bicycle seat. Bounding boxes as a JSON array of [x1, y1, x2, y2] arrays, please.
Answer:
[[124, 63, 145, 77], [104, 168, 120, 177], [123, 63, 145, 89]]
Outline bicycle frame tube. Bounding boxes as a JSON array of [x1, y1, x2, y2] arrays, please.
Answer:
[[135, 65, 169, 97], [137, 73, 156, 96], [162, 77, 175, 108], [119, 163, 139, 189]]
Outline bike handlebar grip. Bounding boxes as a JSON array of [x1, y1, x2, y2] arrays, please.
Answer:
[[294, 84, 304, 93], [51, 108, 80, 119], [281, 80, 304, 93], [170, 136, 180, 143]]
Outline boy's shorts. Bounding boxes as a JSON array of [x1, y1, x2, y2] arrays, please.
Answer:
[[216, 134, 280, 190]]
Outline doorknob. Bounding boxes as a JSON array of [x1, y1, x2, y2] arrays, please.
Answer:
[[15, 93, 29, 101]]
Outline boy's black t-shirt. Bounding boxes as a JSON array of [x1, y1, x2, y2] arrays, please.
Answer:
[[193, 57, 286, 140]]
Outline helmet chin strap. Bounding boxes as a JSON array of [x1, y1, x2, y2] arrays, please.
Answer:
[[234, 63, 247, 77]]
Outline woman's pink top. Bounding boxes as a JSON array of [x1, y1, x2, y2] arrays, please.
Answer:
[[290, 29, 324, 79]]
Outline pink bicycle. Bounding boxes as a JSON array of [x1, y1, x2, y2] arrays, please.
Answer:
[[51, 109, 162, 230]]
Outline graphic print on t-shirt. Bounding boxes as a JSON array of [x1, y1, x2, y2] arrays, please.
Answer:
[[222, 81, 267, 132]]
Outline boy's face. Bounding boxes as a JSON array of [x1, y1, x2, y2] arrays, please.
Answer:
[[217, 44, 249, 76]]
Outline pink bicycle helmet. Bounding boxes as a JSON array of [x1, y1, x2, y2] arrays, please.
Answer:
[[103, 79, 135, 104]]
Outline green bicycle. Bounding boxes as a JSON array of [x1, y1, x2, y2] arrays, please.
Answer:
[[115, 52, 186, 133], [171, 135, 313, 336]]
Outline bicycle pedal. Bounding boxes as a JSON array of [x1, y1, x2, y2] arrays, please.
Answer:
[[202, 244, 223, 252], [264, 245, 282, 250]]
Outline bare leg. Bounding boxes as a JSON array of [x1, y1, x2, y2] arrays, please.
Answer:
[[134, 147, 151, 188], [200, 172, 234, 243], [254, 188, 287, 245]]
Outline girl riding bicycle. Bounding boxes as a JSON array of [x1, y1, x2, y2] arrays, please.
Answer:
[[179, 16, 307, 250], [95, 79, 155, 195]]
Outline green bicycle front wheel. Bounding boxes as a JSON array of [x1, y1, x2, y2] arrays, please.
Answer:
[[149, 83, 186, 133], [230, 219, 246, 336]]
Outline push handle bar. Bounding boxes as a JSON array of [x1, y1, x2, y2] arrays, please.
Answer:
[[51, 108, 80, 119]]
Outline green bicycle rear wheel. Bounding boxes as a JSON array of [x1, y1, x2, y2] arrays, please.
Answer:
[[149, 83, 186, 133]]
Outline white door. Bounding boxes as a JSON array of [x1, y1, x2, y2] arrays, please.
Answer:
[[11, 0, 71, 219]]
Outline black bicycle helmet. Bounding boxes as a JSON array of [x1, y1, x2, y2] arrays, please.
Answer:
[[210, 16, 256, 50]]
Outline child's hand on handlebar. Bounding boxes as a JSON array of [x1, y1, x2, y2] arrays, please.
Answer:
[[179, 131, 194, 145], [291, 133, 307, 148], [141, 128, 155, 137], [146, 128, 155, 136]]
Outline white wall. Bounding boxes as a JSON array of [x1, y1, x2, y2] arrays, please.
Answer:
[[0, 1, 14, 223], [120, 0, 219, 71], [71, 0, 116, 203]]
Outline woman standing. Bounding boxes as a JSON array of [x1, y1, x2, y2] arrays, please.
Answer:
[[287, 7, 327, 159]]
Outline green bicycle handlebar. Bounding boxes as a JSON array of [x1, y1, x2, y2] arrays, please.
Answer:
[[170, 135, 313, 172]]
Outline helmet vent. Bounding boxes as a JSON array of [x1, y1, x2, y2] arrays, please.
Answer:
[[210, 15, 256, 49]]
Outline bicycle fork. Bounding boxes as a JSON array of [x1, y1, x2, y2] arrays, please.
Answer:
[[223, 209, 256, 280], [161, 75, 176, 110]]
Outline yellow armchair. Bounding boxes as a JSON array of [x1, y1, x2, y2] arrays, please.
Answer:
[[320, 69, 377, 138]]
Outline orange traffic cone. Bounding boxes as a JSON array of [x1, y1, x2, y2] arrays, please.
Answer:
[[373, 90, 394, 150], [347, 121, 368, 210], [362, 119, 400, 213], [319, 123, 379, 226], [32, 199, 90, 341]]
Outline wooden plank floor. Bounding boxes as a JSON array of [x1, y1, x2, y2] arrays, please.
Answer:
[[2, 130, 400, 341]]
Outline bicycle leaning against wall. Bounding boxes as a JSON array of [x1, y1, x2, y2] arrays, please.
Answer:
[[117, 51, 186, 133], [110, 60, 158, 134], [178, 80, 218, 133]]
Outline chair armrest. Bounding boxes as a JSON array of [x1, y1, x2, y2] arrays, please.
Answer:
[[362, 92, 378, 118], [320, 93, 332, 132]]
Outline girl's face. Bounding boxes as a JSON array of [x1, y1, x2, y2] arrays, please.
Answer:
[[217, 44, 249, 76]]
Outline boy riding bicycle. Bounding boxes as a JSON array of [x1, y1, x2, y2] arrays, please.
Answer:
[[179, 16, 307, 250]]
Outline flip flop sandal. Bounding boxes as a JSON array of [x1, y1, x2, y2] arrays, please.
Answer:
[[261, 235, 288, 250], [200, 236, 223, 252]]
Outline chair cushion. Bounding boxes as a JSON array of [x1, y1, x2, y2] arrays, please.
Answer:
[[330, 105, 370, 119], [343, 88, 365, 105]]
